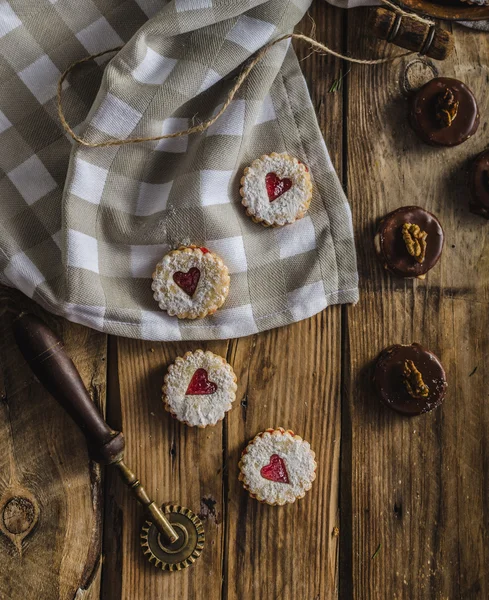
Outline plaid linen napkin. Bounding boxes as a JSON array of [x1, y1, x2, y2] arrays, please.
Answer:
[[0, 0, 359, 341]]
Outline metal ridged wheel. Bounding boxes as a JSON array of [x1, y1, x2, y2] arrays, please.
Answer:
[[140, 504, 205, 571]]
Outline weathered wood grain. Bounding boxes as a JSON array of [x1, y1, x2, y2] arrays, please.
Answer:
[[223, 6, 345, 600], [343, 15, 489, 599], [225, 311, 343, 600], [3, 6, 489, 600], [0, 289, 106, 600], [101, 337, 229, 600], [101, 6, 346, 600]]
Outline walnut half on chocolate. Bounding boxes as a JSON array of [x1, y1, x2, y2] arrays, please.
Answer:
[[435, 88, 459, 128], [403, 359, 429, 399], [402, 223, 427, 264]]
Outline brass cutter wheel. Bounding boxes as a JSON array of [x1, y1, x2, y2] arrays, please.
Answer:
[[13, 313, 204, 571]]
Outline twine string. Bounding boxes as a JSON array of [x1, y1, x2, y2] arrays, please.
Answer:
[[58, 10, 425, 149], [380, 0, 434, 26]]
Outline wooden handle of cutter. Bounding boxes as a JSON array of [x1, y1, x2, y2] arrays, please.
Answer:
[[13, 313, 125, 464], [368, 8, 454, 61]]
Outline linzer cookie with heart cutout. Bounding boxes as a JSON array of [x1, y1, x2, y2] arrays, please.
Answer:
[[152, 246, 230, 319], [238, 428, 317, 505], [240, 153, 312, 227], [163, 350, 237, 427]]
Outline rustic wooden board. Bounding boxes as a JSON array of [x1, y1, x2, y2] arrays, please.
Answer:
[[2, 6, 489, 600], [100, 6, 346, 600], [343, 16, 489, 599], [223, 7, 345, 600], [0, 290, 106, 600], [224, 311, 343, 600], [101, 337, 229, 600]]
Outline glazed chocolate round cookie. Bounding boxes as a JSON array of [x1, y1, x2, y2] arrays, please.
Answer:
[[374, 206, 444, 279], [470, 149, 489, 220], [374, 343, 447, 416], [410, 77, 480, 147]]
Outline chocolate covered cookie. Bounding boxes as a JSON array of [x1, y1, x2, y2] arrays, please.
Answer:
[[470, 149, 489, 220], [374, 343, 447, 416], [374, 206, 444, 279], [410, 77, 480, 147]]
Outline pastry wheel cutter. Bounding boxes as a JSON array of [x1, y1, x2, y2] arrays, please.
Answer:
[[13, 312, 204, 571]]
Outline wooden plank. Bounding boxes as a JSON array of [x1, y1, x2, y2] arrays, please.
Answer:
[[224, 6, 345, 600], [102, 337, 229, 600], [225, 312, 343, 600], [344, 16, 489, 599], [102, 5, 346, 599], [0, 289, 107, 600]]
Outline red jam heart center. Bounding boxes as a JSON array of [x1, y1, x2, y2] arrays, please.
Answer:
[[186, 369, 217, 395], [265, 172, 292, 202], [173, 267, 200, 296], [260, 454, 290, 484]]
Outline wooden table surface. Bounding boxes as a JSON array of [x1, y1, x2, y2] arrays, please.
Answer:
[[1, 5, 488, 600]]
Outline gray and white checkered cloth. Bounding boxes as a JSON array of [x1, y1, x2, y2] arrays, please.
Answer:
[[0, 0, 359, 340]]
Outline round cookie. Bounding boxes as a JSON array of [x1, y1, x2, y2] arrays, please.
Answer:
[[410, 77, 480, 147], [152, 246, 230, 319], [470, 149, 489, 220], [373, 343, 447, 416], [240, 153, 312, 227], [238, 428, 317, 505], [163, 350, 237, 427], [374, 206, 444, 279]]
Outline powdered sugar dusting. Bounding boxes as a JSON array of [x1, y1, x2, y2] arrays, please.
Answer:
[[163, 350, 237, 427], [240, 153, 312, 226], [239, 429, 316, 505], [152, 246, 230, 318]]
